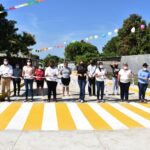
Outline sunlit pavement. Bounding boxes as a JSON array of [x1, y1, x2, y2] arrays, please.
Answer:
[[0, 75, 150, 149]]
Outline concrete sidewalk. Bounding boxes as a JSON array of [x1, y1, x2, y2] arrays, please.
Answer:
[[0, 129, 150, 150], [1, 76, 150, 150]]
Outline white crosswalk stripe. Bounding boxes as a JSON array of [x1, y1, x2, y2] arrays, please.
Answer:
[[6, 103, 33, 130], [88, 103, 128, 130], [109, 103, 150, 128], [130, 103, 150, 114], [67, 103, 93, 130], [0, 102, 11, 114], [42, 103, 58, 131]]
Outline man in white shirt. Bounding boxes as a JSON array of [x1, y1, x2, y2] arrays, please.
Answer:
[[0, 58, 13, 101], [87, 60, 97, 96]]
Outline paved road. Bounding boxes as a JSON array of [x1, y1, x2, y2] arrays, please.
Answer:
[[0, 75, 150, 149]]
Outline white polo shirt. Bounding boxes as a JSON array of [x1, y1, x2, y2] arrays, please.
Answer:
[[119, 69, 132, 83], [45, 67, 59, 81], [95, 68, 107, 82], [0, 64, 13, 77]]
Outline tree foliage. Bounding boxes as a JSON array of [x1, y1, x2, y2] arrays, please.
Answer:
[[0, 4, 36, 57], [42, 54, 63, 67], [103, 14, 150, 56], [65, 40, 99, 63]]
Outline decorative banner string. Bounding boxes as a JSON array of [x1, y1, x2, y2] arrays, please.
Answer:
[[0, 0, 44, 14], [32, 28, 119, 53]]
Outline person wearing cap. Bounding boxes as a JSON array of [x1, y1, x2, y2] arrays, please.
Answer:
[[118, 63, 133, 102], [87, 60, 97, 96], [95, 62, 107, 102], [138, 63, 150, 102], [12, 64, 22, 96], [110, 62, 120, 95], [0, 58, 13, 101], [35, 64, 45, 97], [22, 59, 35, 102]]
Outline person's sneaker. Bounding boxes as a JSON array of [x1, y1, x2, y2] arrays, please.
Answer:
[[80, 100, 85, 103], [76, 99, 81, 102], [97, 100, 101, 103], [102, 100, 105, 103], [24, 99, 28, 102]]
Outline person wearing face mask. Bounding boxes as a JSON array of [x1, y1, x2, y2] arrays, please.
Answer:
[[110, 62, 120, 95], [12, 64, 22, 96], [22, 59, 35, 102], [60, 62, 72, 97], [0, 58, 13, 101], [138, 63, 150, 102], [35, 64, 45, 97], [45, 60, 58, 102], [87, 60, 96, 96], [95, 62, 107, 103], [77, 60, 87, 103], [118, 63, 133, 102]]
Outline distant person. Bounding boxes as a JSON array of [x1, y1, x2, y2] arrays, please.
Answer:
[[35, 64, 45, 97], [77, 60, 87, 103], [60, 62, 71, 96], [110, 62, 120, 95], [95, 62, 107, 103], [87, 60, 96, 96], [45, 60, 58, 102], [0, 58, 13, 101], [138, 63, 150, 102], [22, 59, 35, 102], [13, 64, 22, 96], [118, 63, 133, 102]]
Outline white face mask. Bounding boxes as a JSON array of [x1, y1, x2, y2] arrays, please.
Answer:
[[16, 66, 19, 69], [124, 66, 128, 70], [100, 65, 103, 69], [4, 61, 8, 65], [39, 66, 42, 69], [143, 68, 147, 71], [27, 62, 31, 66]]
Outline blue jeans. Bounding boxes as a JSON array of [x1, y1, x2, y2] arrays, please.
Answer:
[[24, 79, 34, 100], [138, 82, 148, 100], [78, 79, 87, 100], [112, 77, 119, 94], [96, 81, 105, 100]]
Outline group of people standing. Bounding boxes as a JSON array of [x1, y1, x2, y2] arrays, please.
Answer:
[[77, 60, 150, 103], [0, 58, 72, 102], [0, 58, 150, 103]]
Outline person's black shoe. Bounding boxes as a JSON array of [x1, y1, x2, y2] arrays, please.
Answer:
[[24, 98, 28, 102], [7, 98, 11, 102]]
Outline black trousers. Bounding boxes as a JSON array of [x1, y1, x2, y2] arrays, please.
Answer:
[[13, 78, 21, 95], [120, 82, 130, 100], [88, 77, 96, 96], [47, 81, 57, 100], [138, 82, 148, 100]]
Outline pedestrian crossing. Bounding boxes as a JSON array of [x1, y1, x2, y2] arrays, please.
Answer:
[[0, 102, 150, 131]]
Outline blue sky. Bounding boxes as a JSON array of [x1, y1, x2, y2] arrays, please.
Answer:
[[1, 0, 150, 59]]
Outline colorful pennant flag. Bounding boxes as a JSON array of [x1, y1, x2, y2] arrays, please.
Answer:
[[0, 0, 44, 14]]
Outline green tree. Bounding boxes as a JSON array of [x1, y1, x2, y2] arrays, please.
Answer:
[[103, 14, 150, 56], [42, 54, 61, 67], [0, 4, 36, 57], [65, 40, 99, 63]]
